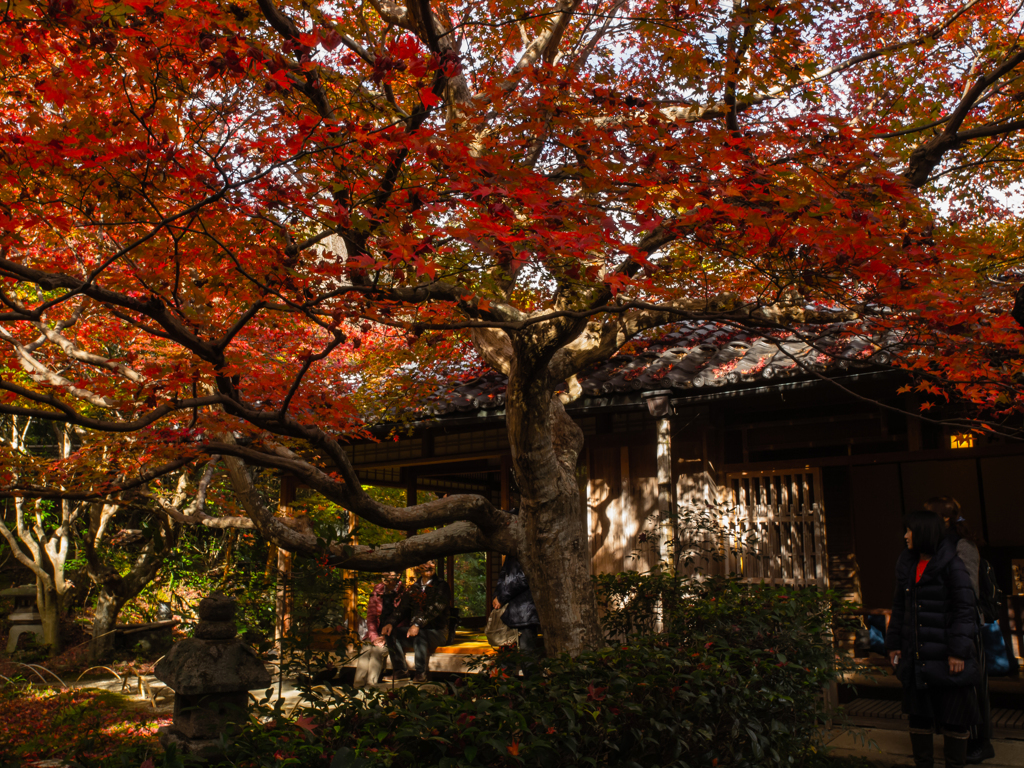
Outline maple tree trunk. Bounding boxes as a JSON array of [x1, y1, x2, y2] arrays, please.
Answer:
[[90, 591, 126, 662], [37, 584, 62, 654], [506, 356, 602, 657], [517, 471, 600, 657], [83, 531, 175, 662]]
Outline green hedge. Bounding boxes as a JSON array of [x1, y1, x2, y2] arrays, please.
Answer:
[[180, 575, 849, 768]]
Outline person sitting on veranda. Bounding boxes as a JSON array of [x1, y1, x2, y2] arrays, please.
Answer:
[[353, 571, 404, 687], [380, 561, 451, 683]]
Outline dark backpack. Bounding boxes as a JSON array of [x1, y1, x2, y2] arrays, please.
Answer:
[[978, 557, 1006, 624]]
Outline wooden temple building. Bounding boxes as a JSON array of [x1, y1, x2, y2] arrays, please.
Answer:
[[330, 321, 1024, 671]]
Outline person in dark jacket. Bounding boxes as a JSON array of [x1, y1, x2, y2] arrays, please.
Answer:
[[885, 510, 980, 768], [381, 561, 451, 682], [493, 555, 543, 664], [925, 496, 995, 765]]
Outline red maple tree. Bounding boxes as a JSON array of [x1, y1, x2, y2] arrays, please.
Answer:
[[1, 0, 1023, 653]]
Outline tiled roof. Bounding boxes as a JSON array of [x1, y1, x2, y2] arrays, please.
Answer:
[[423, 322, 888, 417]]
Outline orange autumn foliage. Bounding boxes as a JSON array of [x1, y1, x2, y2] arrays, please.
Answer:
[[1, 0, 1024, 649]]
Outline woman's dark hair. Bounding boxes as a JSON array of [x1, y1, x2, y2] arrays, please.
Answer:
[[923, 495, 982, 545], [904, 510, 946, 556]]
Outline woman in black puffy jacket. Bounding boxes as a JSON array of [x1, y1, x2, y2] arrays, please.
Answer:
[[885, 510, 980, 768], [493, 555, 543, 659], [926, 496, 995, 764]]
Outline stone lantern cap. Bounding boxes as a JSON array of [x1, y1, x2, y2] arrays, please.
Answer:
[[0, 585, 36, 599], [1, 585, 40, 622], [197, 595, 236, 622]]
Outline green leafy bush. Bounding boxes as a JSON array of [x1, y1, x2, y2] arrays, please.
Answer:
[[209, 575, 847, 768], [594, 571, 850, 664]]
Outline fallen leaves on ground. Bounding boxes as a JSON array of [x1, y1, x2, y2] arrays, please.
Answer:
[[0, 686, 169, 763]]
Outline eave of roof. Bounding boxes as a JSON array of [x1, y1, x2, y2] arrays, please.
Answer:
[[367, 321, 894, 436]]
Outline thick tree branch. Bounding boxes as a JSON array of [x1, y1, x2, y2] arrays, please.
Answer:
[[153, 502, 255, 529], [0, 259, 223, 362], [30, 320, 145, 384], [509, 0, 583, 77], [363, 0, 411, 28], [953, 116, 1024, 142], [206, 439, 509, 532], [0, 326, 118, 408], [256, 0, 337, 120], [469, 327, 515, 375], [210, 443, 514, 565], [23, 302, 85, 352], [330, 520, 518, 569], [145, 457, 247, 529], [904, 48, 1024, 187], [0, 511, 45, 577]]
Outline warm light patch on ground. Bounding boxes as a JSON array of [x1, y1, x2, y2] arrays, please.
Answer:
[[0, 686, 168, 764]]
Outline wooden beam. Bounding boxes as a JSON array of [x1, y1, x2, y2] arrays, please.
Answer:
[[354, 450, 505, 471], [409, 460, 500, 477], [721, 439, 1024, 474]]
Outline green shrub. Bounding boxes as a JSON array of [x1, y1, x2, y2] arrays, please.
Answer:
[[209, 575, 846, 768], [594, 572, 848, 666]]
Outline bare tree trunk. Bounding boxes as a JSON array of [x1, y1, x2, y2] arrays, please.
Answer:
[[37, 581, 62, 653], [519, 472, 600, 656], [84, 502, 179, 662], [0, 497, 70, 655], [90, 591, 125, 661], [0, 420, 73, 655], [507, 372, 602, 656]]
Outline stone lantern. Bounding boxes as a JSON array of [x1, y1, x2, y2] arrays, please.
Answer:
[[155, 595, 271, 759], [1, 584, 44, 653]]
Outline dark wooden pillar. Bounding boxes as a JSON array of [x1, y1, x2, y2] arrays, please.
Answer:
[[343, 509, 359, 647], [405, 481, 417, 584], [275, 476, 297, 652], [487, 456, 515, 610], [446, 552, 456, 638]]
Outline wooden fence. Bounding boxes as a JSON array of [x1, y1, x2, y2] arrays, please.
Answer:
[[676, 469, 829, 589]]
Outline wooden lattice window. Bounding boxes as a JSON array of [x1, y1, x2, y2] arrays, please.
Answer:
[[677, 469, 829, 588], [723, 469, 829, 589]]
